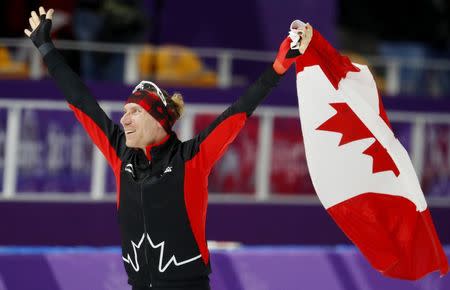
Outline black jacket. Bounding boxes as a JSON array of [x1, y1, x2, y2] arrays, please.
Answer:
[[43, 48, 281, 288]]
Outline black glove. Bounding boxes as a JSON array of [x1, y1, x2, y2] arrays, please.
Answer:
[[29, 15, 54, 56]]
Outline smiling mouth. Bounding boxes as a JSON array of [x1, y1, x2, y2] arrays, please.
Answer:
[[125, 131, 136, 135]]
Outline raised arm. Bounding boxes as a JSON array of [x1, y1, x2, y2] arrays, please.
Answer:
[[25, 7, 127, 171], [181, 26, 311, 173]]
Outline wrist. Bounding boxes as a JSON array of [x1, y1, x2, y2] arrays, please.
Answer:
[[36, 41, 55, 57], [272, 60, 286, 75]]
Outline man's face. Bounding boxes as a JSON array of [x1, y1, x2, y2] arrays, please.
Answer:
[[120, 103, 161, 149]]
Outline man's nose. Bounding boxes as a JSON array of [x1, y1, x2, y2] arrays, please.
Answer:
[[121, 114, 131, 125]]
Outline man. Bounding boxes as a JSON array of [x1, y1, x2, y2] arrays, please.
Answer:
[[25, 7, 311, 289]]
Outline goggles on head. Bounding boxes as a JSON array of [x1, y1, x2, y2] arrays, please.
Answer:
[[132, 81, 168, 107]]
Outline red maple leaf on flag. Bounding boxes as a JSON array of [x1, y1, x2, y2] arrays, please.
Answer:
[[316, 102, 399, 176]]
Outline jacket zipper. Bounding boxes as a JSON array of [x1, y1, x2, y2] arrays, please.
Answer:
[[140, 174, 153, 288]]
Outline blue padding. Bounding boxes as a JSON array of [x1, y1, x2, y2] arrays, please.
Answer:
[[0, 246, 121, 254], [0, 244, 448, 255]]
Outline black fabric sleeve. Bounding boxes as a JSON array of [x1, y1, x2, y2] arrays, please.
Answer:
[[43, 47, 127, 168], [231, 65, 282, 117], [181, 66, 281, 171]]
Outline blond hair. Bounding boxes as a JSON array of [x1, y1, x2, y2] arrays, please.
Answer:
[[167, 92, 184, 120]]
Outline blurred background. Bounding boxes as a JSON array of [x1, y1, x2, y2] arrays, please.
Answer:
[[0, 0, 449, 289]]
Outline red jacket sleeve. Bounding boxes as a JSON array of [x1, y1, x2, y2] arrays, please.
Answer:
[[43, 48, 127, 172]]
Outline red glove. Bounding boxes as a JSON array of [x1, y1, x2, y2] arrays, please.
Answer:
[[273, 36, 301, 75]]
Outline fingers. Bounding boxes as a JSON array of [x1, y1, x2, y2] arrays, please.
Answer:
[[299, 23, 313, 54], [305, 23, 312, 33], [298, 24, 306, 35], [39, 6, 53, 19], [24, 7, 54, 37], [31, 11, 40, 25], [28, 10, 41, 31], [304, 23, 313, 41], [28, 17, 37, 30], [46, 9, 54, 20], [39, 6, 46, 16]]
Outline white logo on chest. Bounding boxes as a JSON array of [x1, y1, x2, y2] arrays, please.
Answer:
[[122, 233, 202, 272], [163, 166, 172, 174], [125, 163, 135, 177]]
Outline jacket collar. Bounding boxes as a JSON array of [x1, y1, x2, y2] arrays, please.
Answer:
[[144, 132, 176, 161]]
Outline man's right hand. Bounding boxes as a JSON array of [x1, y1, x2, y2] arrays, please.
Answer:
[[24, 6, 54, 48]]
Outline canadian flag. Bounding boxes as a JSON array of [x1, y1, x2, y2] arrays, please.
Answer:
[[293, 23, 449, 279]]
